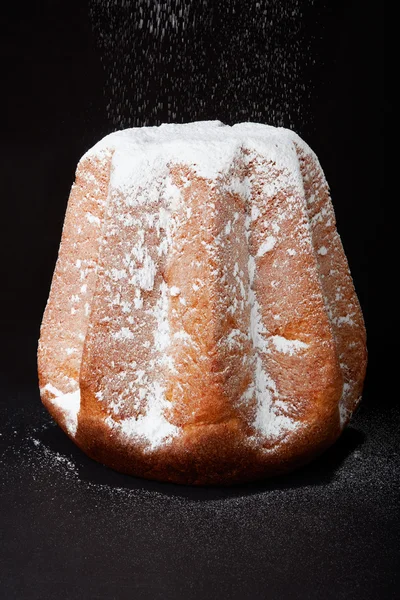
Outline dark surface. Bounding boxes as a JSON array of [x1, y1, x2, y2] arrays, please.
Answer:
[[1, 376, 399, 600], [1, 1, 395, 599]]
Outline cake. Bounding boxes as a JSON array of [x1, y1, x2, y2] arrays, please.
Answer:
[[38, 121, 367, 485]]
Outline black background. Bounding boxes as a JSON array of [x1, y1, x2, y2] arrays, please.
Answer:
[[1, 1, 396, 599]]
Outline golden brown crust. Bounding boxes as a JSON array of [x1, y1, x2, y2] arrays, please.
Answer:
[[38, 150, 113, 435], [38, 124, 366, 485], [297, 148, 367, 424]]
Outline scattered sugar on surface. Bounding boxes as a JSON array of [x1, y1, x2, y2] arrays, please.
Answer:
[[1, 399, 398, 599], [1, 401, 398, 529]]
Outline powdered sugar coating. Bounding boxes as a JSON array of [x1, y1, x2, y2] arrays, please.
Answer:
[[41, 383, 80, 437], [82, 122, 313, 445], [38, 121, 366, 483]]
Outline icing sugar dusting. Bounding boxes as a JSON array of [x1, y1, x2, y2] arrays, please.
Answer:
[[153, 281, 171, 355], [270, 335, 309, 355], [41, 384, 80, 437], [44, 120, 363, 460], [169, 286, 181, 296], [96, 156, 185, 449], [88, 123, 306, 447], [257, 236, 276, 256], [84, 121, 313, 185], [241, 182, 299, 441], [105, 382, 177, 450], [253, 357, 297, 438]]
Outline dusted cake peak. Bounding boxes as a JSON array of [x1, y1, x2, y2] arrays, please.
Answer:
[[38, 121, 366, 484], [83, 120, 314, 183]]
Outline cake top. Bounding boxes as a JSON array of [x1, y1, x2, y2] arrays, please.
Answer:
[[82, 120, 315, 183]]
